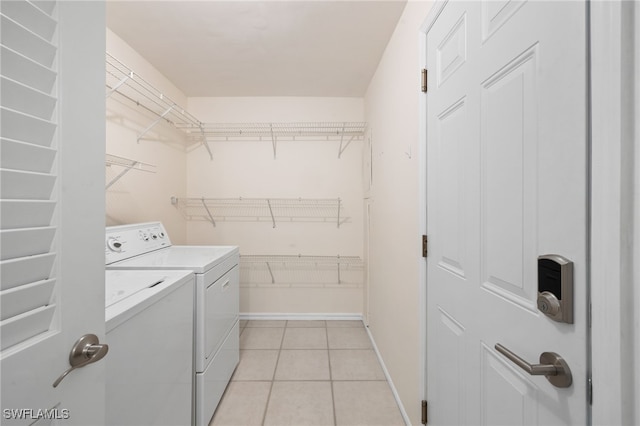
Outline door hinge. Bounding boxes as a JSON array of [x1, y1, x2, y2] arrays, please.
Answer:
[[422, 235, 428, 257], [421, 69, 428, 93], [421, 400, 428, 424]]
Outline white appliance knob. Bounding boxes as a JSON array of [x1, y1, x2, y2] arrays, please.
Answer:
[[107, 238, 123, 252], [151, 233, 158, 240], [159, 232, 165, 238]]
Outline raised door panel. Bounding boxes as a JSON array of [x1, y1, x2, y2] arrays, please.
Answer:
[[436, 98, 467, 279], [480, 46, 538, 313], [481, 343, 537, 425], [436, 13, 467, 87], [434, 307, 466, 424]]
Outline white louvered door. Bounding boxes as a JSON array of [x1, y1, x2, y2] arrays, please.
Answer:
[[1, 1, 105, 424]]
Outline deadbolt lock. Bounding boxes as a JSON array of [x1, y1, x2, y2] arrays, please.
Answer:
[[537, 291, 561, 317], [537, 255, 573, 324]]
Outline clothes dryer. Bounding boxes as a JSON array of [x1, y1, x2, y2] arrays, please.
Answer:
[[105, 222, 239, 426]]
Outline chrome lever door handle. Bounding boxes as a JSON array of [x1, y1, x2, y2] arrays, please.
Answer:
[[53, 334, 109, 388], [494, 343, 572, 388]]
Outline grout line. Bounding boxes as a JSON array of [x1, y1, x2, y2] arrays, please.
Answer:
[[260, 325, 286, 426], [326, 323, 337, 426]]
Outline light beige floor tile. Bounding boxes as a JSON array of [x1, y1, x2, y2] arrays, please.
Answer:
[[239, 320, 248, 328], [282, 327, 328, 349], [326, 320, 363, 328], [209, 381, 271, 426], [264, 381, 334, 426], [246, 320, 286, 328], [333, 381, 404, 426], [275, 350, 330, 381], [240, 327, 284, 349], [327, 327, 372, 349], [329, 350, 386, 380], [287, 320, 326, 328], [232, 350, 279, 381]]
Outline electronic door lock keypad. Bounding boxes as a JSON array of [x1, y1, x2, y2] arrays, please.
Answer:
[[537, 254, 573, 324]]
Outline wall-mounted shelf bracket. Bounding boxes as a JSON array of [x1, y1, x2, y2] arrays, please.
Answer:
[[200, 126, 213, 160], [105, 154, 155, 189], [137, 104, 174, 142], [270, 124, 277, 159], [338, 136, 355, 158], [201, 197, 216, 227], [106, 71, 133, 99], [266, 261, 275, 283], [266, 199, 276, 228]]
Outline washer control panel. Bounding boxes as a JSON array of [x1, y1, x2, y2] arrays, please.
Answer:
[[105, 222, 171, 265]]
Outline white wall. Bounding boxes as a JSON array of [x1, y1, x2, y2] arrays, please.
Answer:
[[187, 97, 365, 314], [363, 1, 432, 424], [105, 29, 187, 243]]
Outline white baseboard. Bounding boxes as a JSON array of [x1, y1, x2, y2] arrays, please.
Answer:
[[239, 313, 363, 321], [364, 325, 411, 426]]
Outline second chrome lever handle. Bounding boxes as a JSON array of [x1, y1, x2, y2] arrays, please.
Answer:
[[495, 343, 572, 388]]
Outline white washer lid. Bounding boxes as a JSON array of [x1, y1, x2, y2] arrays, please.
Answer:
[[105, 271, 169, 308], [105, 269, 194, 331]]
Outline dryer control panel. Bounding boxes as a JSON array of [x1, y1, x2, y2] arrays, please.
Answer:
[[105, 222, 171, 265]]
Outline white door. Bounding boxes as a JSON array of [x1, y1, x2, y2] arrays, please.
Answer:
[[1, 1, 106, 424], [426, 1, 587, 424]]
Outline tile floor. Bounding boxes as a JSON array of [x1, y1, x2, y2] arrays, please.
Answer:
[[210, 320, 405, 426]]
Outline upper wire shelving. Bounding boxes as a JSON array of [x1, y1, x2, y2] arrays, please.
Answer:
[[198, 122, 367, 158], [105, 52, 213, 159], [172, 197, 347, 228]]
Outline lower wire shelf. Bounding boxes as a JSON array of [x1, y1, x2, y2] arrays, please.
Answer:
[[239, 254, 364, 288]]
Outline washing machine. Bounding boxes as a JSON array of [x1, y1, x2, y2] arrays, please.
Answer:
[[105, 269, 194, 426], [105, 222, 239, 426]]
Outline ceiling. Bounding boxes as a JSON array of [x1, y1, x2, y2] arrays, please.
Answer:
[[106, 1, 407, 97]]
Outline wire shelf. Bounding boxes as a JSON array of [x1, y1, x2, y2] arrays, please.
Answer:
[[173, 197, 347, 227], [105, 52, 212, 159], [105, 153, 155, 189], [198, 122, 367, 158], [240, 254, 364, 287]]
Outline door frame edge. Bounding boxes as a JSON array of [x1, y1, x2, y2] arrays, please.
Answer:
[[590, 1, 638, 424], [418, 0, 448, 406]]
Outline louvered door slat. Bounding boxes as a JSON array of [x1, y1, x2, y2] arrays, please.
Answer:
[[0, 0, 58, 352]]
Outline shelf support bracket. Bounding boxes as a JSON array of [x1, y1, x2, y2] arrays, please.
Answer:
[[269, 124, 277, 159], [337, 198, 341, 228], [338, 136, 355, 159], [266, 199, 276, 228], [106, 72, 133, 98], [200, 126, 213, 160], [137, 105, 174, 142], [105, 161, 138, 189], [201, 197, 216, 227], [337, 255, 342, 284], [266, 262, 275, 284]]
